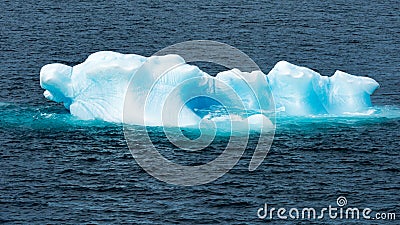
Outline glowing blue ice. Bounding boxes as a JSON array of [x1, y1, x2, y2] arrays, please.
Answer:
[[40, 51, 146, 122], [40, 51, 379, 125], [267, 61, 379, 115]]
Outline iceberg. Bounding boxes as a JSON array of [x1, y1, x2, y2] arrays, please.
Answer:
[[40, 51, 379, 126], [40, 51, 147, 122], [267, 61, 379, 115]]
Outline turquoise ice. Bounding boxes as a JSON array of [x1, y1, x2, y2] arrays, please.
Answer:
[[40, 51, 379, 126]]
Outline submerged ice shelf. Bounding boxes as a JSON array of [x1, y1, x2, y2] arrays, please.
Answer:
[[40, 51, 379, 127]]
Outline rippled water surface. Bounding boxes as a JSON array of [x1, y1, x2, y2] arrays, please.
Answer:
[[1, 0, 399, 224]]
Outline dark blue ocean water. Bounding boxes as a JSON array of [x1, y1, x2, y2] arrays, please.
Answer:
[[1, 0, 399, 224]]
